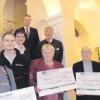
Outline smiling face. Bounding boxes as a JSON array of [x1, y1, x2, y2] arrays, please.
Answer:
[[15, 32, 25, 45], [81, 47, 92, 61], [23, 15, 31, 27], [2, 33, 16, 51], [44, 27, 54, 40], [42, 44, 55, 62], [4, 21, 14, 32]]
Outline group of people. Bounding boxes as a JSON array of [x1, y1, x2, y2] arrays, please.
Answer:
[[0, 14, 100, 100], [0, 14, 64, 100]]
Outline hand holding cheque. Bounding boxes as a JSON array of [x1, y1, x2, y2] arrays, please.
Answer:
[[37, 68, 76, 97], [76, 72, 100, 95]]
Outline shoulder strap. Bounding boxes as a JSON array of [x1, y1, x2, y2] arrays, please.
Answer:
[[3, 67, 12, 91]]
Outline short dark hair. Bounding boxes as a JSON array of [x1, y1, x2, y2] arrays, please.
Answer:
[[2, 32, 14, 40], [14, 29, 26, 37]]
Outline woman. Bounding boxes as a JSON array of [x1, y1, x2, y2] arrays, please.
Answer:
[[0, 32, 29, 89], [14, 29, 31, 66], [29, 44, 64, 100], [3, 20, 14, 33]]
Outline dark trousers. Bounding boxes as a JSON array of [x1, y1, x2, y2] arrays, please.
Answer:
[[77, 95, 100, 100]]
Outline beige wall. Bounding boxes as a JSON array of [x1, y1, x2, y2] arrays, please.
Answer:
[[0, 0, 27, 31], [0, 0, 7, 32], [3, 0, 15, 21], [60, 0, 77, 100], [60, 0, 78, 66], [74, 0, 100, 61], [14, 0, 27, 29]]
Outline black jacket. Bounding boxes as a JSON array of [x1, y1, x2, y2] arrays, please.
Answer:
[[15, 27, 40, 59], [73, 60, 100, 100], [0, 49, 29, 89], [35, 39, 63, 62], [73, 61, 100, 76]]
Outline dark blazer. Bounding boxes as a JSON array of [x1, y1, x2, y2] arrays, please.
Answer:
[[15, 27, 40, 59], [73, 60, 100, 100], [35, 39, 63, 62]]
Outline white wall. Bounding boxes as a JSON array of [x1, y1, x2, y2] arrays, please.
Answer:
[[47, 14, 67, 66]]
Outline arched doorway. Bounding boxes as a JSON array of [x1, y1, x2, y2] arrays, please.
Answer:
[[74, 20, 89, 47], [74, 20, 89, 61]]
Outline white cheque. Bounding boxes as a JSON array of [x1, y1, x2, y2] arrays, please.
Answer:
[[37, 68, 76, 97], [76, 72, 100, 95], [0, 86, 37, 100]]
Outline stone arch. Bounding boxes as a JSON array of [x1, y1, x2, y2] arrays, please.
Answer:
[[74, 19, 89, 48]]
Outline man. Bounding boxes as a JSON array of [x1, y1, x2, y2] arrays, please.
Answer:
[[73, 47, 100, 100], [15, 15, 40, 59], [35, 26, 63, 62], [0, 32, 29, 89]]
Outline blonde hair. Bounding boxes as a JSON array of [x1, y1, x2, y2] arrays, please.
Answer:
[[42, 44, 55, 54], [3, 20, 14, 32]]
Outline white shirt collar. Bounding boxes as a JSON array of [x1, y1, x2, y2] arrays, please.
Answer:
[[47, 39, 53, 43], [24, 27, 30, 31], [15, 44, 25, 54]]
